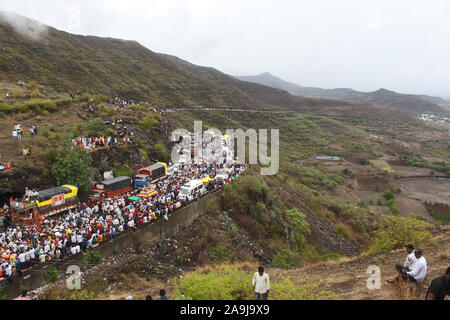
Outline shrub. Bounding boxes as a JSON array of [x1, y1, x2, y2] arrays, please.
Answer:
[[86, 251, 102, 263], [368, 216, 434, 254], [13, 91, 23, 99], [285, 208, 310, 246], [383, 190, 395, 201], [388, 199, 400, 216], [336, 223, 355, 241], [209, 243, 235, 263], [272, 249, 301, 268], [45, 267, 60, 282], [30, 89, 41, 98], [172, 264, 335, 300], [153, 144, 169, 162], [138, 114, 159, 131], [0, 103, 14, 114]]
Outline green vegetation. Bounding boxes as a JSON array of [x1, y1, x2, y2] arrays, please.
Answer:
[[138, 114, 160, 131], [209, 242, 235, 263], [336, 223, 355, 241], [86, 251, 102, 263], [173, 264, 335, 300], [409, 160, 450, 175], [388, 199, 400, 216], [112, 163, 134, 177], [368, 216, 434, 254], [272, 249, 301, 268], [73, 118, 109, 136], [153, 144, 169, 162], [383, 190, 395, 201], [44, 267, 60, 283], [51, 135, 93, 192], [285, 208, 310, 246]]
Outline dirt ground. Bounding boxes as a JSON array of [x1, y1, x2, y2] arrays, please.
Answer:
[[395, 196, 432, 220], [398, 180, 450, 204]]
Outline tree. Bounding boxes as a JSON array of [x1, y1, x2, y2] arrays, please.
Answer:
[[51, 134, 93, 192]]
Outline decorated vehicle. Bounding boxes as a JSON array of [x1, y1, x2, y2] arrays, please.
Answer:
[[89, 176, 133, 205], [137, 163, 168, 182], [137, 186, 158, 198], [9, 185, 79, 225], [134, 174, 151, 189]]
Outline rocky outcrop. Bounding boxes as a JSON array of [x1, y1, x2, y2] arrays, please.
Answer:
[[307, 211, 361, 257], [89, 145, 150, 182], [0, 167, 54, 198]]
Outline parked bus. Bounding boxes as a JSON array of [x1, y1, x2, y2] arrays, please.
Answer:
[[9, 185, 79, 225], [137, 163, 167, 182], [89, 176, 133, 205]]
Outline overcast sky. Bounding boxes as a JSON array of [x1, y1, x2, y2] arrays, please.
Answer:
[[2, 0, 450, 97]]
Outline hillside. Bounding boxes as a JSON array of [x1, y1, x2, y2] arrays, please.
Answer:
[[0, 12, 420, 123], [0, 12, 269, 110], [236, 73, 446, 114], [0, 12, 449, 301]]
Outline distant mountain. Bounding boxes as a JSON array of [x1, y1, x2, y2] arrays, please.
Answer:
[[236, 73, 446, 113]]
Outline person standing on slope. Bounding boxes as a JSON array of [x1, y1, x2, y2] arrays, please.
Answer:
[[252, 266, 270, 300]]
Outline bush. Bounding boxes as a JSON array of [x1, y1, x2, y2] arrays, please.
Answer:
[[336, 223, 355, 241], [173, 264, 335, 300], [45, 267, 60, 283], [383, 190, 395, 201], [209, 243, 235, 263], [30, 89, 41, 98], [138, 114, 159, 131], [285, 209, 310, 246], [153, 144, 169, 162], [83, 119, 108, 136], [0, 103, 14, 114], [272, 249, 301, 268], [368, 216, 434, 254], [388, 199, 400, 216], [86, 251, 102, 263]]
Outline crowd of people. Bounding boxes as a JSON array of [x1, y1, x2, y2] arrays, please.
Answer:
[[0, 132, 247, 282], [107, 97, 134, 111], [0, 161, 16, 172], [72, 136, 135, 152]]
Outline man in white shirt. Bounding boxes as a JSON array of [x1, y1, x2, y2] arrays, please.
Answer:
[[252, 266, 270, 300], [396, 244, 417, 274], [400, 249, 427, 283]]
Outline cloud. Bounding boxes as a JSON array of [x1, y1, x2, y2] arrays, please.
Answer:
[[366, 6, 383, 30], [0, 10, 48, 41]]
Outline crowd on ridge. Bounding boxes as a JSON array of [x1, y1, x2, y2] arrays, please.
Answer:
[[0, 133, 247, 282]]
